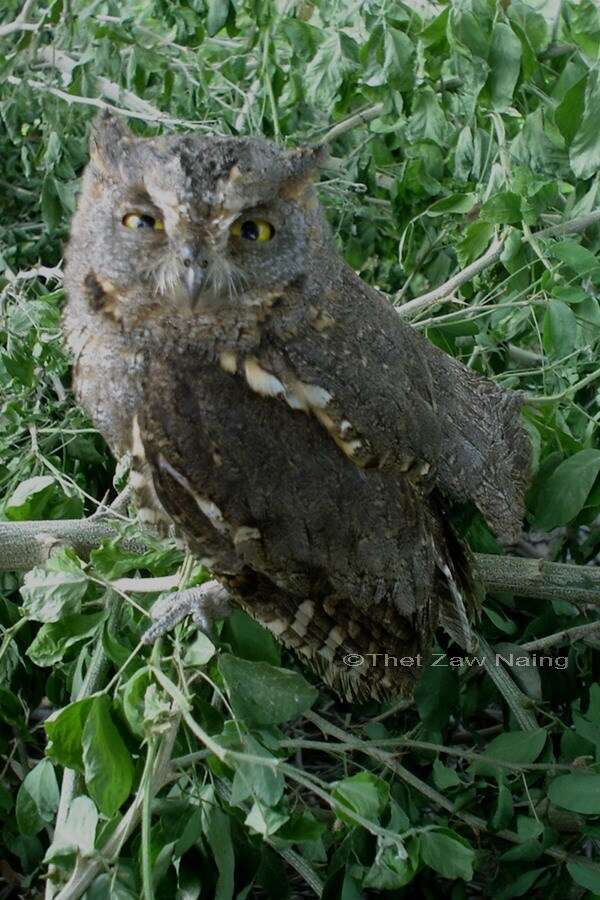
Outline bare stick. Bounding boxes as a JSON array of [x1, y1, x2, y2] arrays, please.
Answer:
[[521, 618, 600, 652], [0, 0, 38, 38], [398, 236, 505, 316], [320, 103, 385, 144], [397, 208, 600, 317]]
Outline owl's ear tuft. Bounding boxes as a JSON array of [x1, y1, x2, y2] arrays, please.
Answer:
[[279, 144, 328, 197], [89, 111, 132, 175]]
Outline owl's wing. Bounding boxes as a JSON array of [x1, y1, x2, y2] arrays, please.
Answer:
[[136, 350, 481, 698], [262, 267, 530, 542]]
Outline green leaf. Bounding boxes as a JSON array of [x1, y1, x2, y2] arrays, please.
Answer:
[[472, 729, 546, 776], [534, 449, 600, 530], [82, 696, 134, 816], [206, 0, 229, 37], [487, 23, 522, 109], [45, 697, 94, 769], [27, 613, 104, 666], [432, 759, 461, 790], [202, 800, 235, 900], [46, 795, 98, 861], [364, 838, 418, 889], [547, 238, 600, 275], [568, 860, 600, 893], [41, 177, 62, 230], [21, 567, 89, 623], [383, 28, 414, 85], [305, 32, 358, 107], [542, 300, 578, 359], [420, 829, 475, 881], [555, 76, 587, 145], [121, 668, 152, 737], [220, 609, 280, 665], [408, 86, 447, 145], [549, 774, 600, 814], [230, 734, 284, 808], [245, 802, 289, 837], [5, 476, 83, 521], [490, 783, 514, 830], [16, 759, 59, 836], [427, 193, 476, 216], [218, 654, 317, 725], [415, 656, 459, 730], [570, 68, 600, 178], [332, 772, 389, 824], [183, 631, 215, 667], [481, 191, 522, 224], [457, 221, 494, 267]]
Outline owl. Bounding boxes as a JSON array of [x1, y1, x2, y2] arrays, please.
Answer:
[[63, 112, 530, 702]]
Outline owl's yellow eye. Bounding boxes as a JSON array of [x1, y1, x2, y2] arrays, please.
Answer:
[[122, 212, 164, 231], [230, 218, 274, 241]]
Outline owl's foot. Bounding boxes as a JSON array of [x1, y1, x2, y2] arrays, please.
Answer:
[[141, 579, 231, 644]]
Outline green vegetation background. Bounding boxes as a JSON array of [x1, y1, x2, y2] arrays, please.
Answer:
[[2, 0, 600, 897]]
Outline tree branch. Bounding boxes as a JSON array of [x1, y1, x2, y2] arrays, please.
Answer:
[[0, 0, 38, 38], [3, 520, 600, 610], [0, 518, 145, 570], [397, 209, 600, 317], [320, 102, 385, 144], [474, 553, 600, 608]]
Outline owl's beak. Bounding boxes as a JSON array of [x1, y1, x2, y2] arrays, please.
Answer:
[[183, 265, 206, 309]]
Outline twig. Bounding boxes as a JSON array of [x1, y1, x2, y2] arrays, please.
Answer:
[[397, 209, 600, 317], [521, 618, 600, 652], [397, 237, 505, 316], [306, 711, 600, 876], [477, 636, 538, 731], [321, 103, 385, 144], [280, 737, 579, 771], [474, 553, 600, 608], [0, 0, 38, 37], [33, 47, 188, 125]]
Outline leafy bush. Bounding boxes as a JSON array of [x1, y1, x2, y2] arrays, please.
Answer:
[[2, 0, 600, 897]]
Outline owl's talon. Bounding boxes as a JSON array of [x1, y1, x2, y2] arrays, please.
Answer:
[[141, 579, 231, 644]]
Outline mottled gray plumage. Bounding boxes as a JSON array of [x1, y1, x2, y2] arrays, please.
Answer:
[[63, 112, 530, 701]]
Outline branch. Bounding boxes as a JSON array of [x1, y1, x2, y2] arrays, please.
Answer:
[[0, 0, 38, 38], [474, 553, 600, 608], [521, 618, 600, 652], [0, 518, 145, 570], [4, 520, 600, 609], [34, 47, 189, 125], [397, 208, 600, 317], [320, 102, 385, 144]]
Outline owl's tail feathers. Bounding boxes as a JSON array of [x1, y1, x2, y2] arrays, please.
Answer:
[[434, 513, 484, 654], [430, 354, 531, 543]]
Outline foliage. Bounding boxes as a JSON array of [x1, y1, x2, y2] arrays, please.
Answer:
[[2, 0, 600, 896]]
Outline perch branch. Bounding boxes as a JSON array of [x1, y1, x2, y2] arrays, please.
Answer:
[[3, 521, 600, 610], [0, 518, 145, 570], [474, 553, 600, 608]]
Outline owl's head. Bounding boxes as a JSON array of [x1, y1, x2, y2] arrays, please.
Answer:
[[66, 112, 328, 325]]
